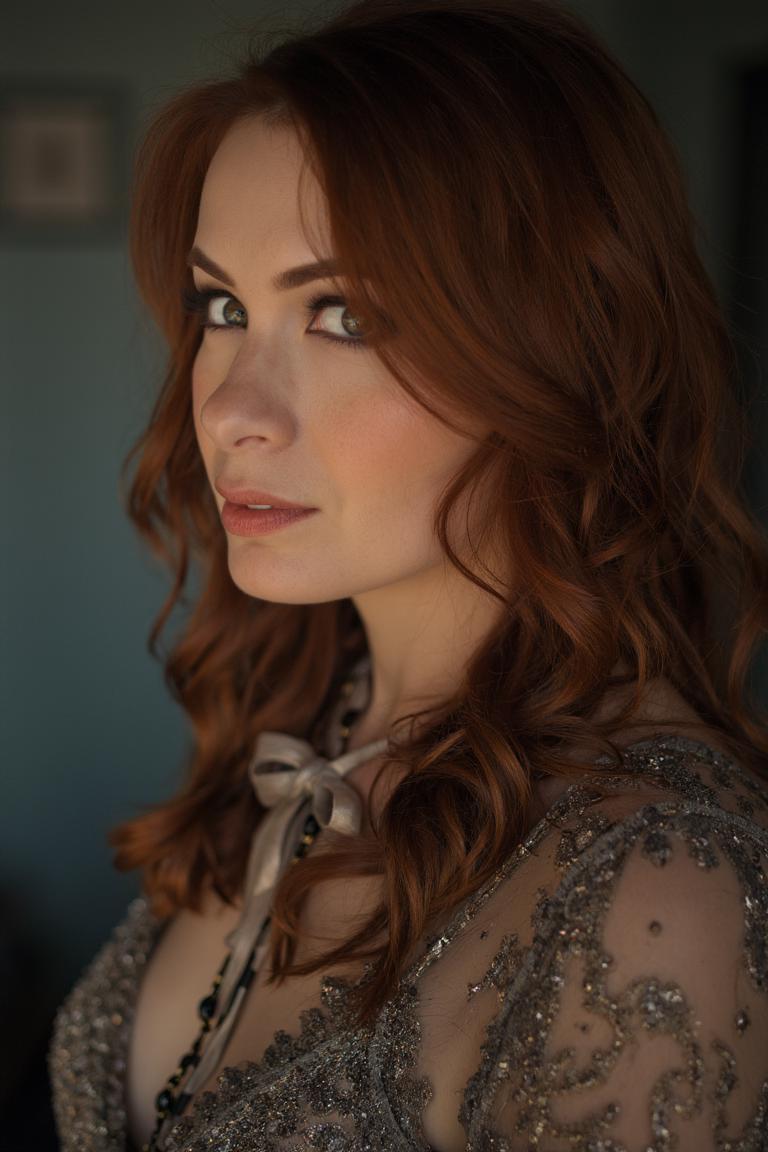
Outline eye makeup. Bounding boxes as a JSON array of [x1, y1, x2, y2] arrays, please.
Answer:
[[180, 286, 369, 352]]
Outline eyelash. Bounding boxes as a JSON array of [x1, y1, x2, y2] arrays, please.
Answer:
[[180, 286, 368, 352]]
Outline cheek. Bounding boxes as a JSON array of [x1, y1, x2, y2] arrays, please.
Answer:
[[323, 391, 476, 528]]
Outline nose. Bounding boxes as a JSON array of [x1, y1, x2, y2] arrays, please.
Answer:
[[197, 362, 297, 451]]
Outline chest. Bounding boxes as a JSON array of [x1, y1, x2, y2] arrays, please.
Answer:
[[125, 852, 382, 1145], [124, 858, 483, 1152], [124, 749, 544, 1152]]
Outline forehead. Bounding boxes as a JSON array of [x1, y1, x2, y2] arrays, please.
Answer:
[[196, 115, 330, 262]]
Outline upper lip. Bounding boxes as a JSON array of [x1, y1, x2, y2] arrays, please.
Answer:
[[214, 481, 316, 510]]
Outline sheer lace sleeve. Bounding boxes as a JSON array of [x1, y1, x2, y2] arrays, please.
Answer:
[[459, 793, 768, 1151]]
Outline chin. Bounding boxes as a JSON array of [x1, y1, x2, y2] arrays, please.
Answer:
[[225, 569, 343, 607]]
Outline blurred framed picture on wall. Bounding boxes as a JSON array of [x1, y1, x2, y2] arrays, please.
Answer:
[[0, 79, 131, 245]]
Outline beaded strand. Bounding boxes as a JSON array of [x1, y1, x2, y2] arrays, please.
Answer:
[[141, 673, 364, 1151]]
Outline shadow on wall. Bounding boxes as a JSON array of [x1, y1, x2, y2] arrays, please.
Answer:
[[1, 882, 60, 1150]]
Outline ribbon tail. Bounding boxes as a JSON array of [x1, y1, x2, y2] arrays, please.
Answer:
[[215, 807, 282, 1017], [159, 786, 331, 1142], [162, 803, 309, 1141], [168, 979, 249, 1108], [216, 798, 310, 1020]]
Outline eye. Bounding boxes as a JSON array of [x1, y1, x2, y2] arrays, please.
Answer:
[[180, 286, 369, 352], [180, 287, 245, 331], [303, 293, 369, 350]]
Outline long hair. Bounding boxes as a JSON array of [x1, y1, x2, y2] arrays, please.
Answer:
[[110, 0, 768, 1028]]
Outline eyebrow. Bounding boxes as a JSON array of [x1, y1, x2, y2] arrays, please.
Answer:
[[186, 245, 343, 292]]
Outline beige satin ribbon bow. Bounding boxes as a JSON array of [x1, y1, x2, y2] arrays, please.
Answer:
[[249, 730, 368, 832], [172, 728, 388, 1117], [225, 730, 390, 995]]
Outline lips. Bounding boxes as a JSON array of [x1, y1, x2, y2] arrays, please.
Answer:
[[214, 481, 315, 510]]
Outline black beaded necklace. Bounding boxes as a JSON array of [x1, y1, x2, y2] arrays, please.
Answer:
[[141, 667, 367, 1152]]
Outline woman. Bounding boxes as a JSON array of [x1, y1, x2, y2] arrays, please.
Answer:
[[49, 1, 768, 1149]]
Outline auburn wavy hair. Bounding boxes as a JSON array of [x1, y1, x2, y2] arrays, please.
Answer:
[[111, 0, 768, 1028]]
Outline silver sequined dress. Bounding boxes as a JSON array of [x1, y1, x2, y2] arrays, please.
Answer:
[[48, 734, 768, 1150]]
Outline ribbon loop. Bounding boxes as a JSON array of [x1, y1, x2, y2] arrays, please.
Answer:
[[248, 732, 364, 835]]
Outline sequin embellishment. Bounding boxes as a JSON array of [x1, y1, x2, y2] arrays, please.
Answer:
[[49, 736, 768, 1151]]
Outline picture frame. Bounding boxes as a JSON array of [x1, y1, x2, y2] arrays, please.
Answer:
[[0, 79, 131, 245]]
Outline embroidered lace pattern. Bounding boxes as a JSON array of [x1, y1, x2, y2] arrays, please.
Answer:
[[48, 735, 768, 1150]]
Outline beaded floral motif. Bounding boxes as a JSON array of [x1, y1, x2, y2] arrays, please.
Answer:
[[553, 809, 615, 871], [48, 736, 768, 1151], [459, 743, 768, 1151], [151, 976, 437, 1151], [466, 934, 528, 1006]]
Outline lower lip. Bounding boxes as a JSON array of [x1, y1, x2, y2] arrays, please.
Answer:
[[221, 500, 318, 536]]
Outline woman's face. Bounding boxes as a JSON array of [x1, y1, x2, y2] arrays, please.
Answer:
[[190, 114, 490, 605]]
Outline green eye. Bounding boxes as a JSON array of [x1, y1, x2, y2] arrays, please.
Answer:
[[180, 286, 368, 352]]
